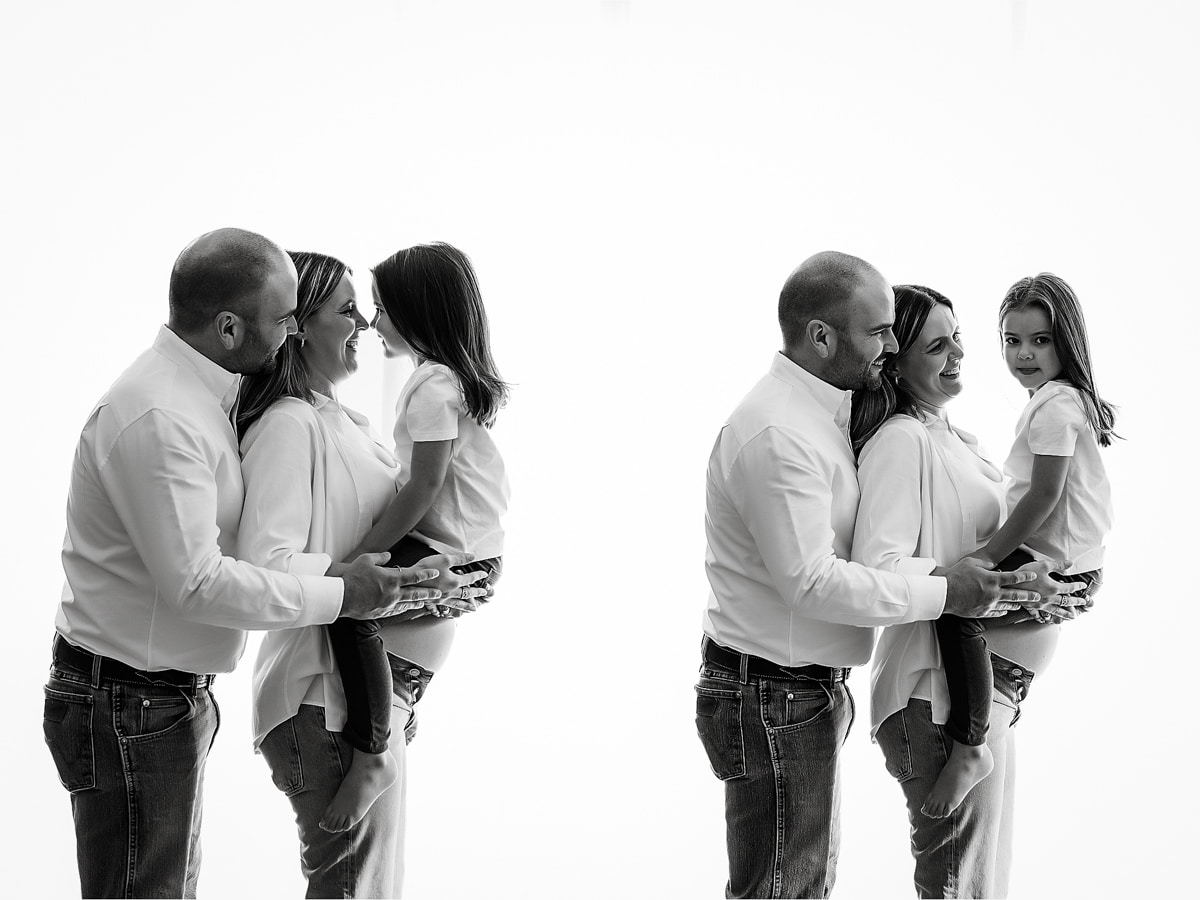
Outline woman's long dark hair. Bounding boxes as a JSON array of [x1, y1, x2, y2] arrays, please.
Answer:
[[849, 284, 954, 455], [999, 273, 1117, 447], [236, 251, 350, 439], [372, 242, 509, 427]]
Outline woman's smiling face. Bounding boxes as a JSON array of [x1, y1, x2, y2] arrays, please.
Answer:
[[895, 303, 964, 409], [299, 271, 368, 392]]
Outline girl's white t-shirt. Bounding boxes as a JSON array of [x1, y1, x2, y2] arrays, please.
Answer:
[[1003, 381, 1112, 574], [393, 362, 509, 560]]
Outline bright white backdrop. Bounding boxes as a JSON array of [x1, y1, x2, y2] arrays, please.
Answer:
[[3, 1, 1195, 897]]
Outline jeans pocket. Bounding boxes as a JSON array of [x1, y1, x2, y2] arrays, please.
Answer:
[[260, 718, 305, 797], [876, 707, 914, 783], [116, 687, 196, 742], [695, 681, 745, 781], [43, 684, 96, 793], [770, 681, 833, 732]]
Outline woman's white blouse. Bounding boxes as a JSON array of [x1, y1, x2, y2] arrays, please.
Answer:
[[851, 410, 1006, 736], [238, 394, 401, 748]]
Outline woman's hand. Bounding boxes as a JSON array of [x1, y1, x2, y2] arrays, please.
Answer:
[[1012, 558, 1090, 622], [407, 553, 490, 619]]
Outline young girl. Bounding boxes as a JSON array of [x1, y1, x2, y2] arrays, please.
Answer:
[[923, 272, 1115, 818], [321, 242, 510, 832]]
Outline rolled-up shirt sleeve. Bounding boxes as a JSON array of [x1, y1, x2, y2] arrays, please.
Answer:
[[733, 425, 945, 625], [852, 422, 939, 576], [99, 408, 343, 629]]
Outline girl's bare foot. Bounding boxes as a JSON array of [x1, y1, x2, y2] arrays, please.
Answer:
[[921, 740, 994, 818], [320, 749, 399, 832]]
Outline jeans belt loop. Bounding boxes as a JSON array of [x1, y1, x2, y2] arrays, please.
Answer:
[[90, 650, 102, 689], [738, 650, 749, 685]]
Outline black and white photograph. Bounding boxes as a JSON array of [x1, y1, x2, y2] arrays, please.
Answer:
[[6, 1, 1195, 897]]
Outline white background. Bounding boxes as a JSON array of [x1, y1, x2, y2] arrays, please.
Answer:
[[3, 1, 1195, 897]]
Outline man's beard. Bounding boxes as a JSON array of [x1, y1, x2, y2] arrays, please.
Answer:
[[826, 352, 883, 392], [232, 333, 280, 376]]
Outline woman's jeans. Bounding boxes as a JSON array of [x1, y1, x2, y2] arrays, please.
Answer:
[[327, 535, 501, 756], [258, 655, 432, 899], [42, 643, 220, 899], [694, 638, 855, 899], [874, 653, 1034, 899]]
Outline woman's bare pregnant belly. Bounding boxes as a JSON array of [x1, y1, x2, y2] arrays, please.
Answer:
[[984, 618, 1061, 674], [380, 615, 456, 671]]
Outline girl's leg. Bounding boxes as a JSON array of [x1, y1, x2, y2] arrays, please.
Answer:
[[323, 617, 399, 832], [923, 614, 994, 817]]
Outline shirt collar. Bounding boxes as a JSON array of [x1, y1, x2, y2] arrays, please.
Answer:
[[153, 326, 242, 416], [770, 352, 853, 432]]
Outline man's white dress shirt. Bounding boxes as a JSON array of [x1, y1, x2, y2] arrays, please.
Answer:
[[703, 353, 946, 668], [55, 327, 344, 675]]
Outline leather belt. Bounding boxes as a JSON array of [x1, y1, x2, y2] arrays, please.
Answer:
[[53, 635, 215, 689], [702, 637, 849, 683]]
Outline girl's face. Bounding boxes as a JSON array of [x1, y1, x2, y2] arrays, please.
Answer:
[[894, 303, 964, 409], [1002, 305, 1062, 393], [299, 272, 368, 392], [370, 279, 417, 362]]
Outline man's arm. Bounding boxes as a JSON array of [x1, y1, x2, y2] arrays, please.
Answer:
[[102, 408, 439, 629], [735, 426, 947, 626]]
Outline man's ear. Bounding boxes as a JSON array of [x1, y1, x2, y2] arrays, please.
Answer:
[[213, 311, 245, 351], [806, 319, 838, 360]]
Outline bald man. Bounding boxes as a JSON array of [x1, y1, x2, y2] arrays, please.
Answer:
[[695, 251, 1073, 898], [43, 229, 477, 898]]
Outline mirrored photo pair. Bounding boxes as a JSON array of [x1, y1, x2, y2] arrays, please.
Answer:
[[44, 235, 1111, 899]]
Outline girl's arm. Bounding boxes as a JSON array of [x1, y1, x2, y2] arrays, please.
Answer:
[[349, 439, 453, 557], [977, 453, 1070, 566]]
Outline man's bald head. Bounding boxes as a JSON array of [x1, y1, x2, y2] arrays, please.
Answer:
[[168, 228, 291, 334], [778, 251, 887, 350]]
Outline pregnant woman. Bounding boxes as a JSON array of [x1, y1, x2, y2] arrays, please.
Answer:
[[236, 250, 483, 897], [850, 284, 1079, 898]]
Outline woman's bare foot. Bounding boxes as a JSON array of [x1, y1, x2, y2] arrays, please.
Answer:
[[921, 740, 994, 818], [320, 749, 399, 832]]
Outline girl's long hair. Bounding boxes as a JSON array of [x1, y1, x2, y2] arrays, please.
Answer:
[[372, 242, 509, 426], [849, 285, 954, 455], [999, 273, 1118, 447], [236, 250, 350, 439]]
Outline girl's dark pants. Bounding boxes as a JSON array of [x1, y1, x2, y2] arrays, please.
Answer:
[[326, 535, 501, 754]]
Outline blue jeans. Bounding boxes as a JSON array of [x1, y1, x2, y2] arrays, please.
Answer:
[[695, 641, 855, 898], [42, 651, 220, 898], [257, 655, 431, 898], [874, 654, 1032, 898]]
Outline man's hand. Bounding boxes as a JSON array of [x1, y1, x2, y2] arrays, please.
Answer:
[[333, 553, 444, 620], [939, 557, 1088, 620], [939, 557, 1039, 619]]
